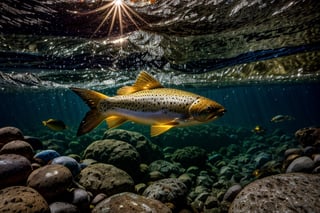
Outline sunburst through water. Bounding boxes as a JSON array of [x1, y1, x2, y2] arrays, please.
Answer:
[[70, 0, 154, 38]]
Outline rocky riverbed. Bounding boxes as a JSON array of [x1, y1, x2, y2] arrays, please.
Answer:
[[0, 125, 320, 212]]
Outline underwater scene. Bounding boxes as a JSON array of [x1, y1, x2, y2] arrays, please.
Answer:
[[1, 0, 320, 212]]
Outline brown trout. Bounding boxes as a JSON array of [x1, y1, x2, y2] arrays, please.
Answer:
[[71, 71, 226, 137]]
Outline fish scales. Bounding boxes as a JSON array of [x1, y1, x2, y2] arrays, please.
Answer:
[[101, 88, 198, 114]]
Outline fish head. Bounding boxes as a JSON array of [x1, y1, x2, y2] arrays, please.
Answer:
[[189, 97, 226, 122]]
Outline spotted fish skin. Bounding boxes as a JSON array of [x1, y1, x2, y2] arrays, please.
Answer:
[[100, 88, 197, 121], [71, 71, 226, 137]]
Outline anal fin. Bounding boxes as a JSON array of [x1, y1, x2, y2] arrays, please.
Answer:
[[150, 123, 177, 137], [106, 116, 128, 129]]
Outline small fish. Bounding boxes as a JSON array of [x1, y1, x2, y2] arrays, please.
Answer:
[[252, 125, 265, 134], [71, 71, 226, 137], [252, 169, 262, 178], [42, 119, 67, 131], [271, 114, 295, 123], [252, 161, 281, 178]]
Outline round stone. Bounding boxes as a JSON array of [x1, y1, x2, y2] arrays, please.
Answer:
[[149, 171, 165, 181], [223, 184, 242, 202], [27, 164, 73, 201], [178, 173, 193, 188], [286, 156, 315, 173], [83, 139, 140, 176], [92, 192, 171, 213], [103, 129, 163, 164], [91, 193, 107, 206], [284, 148, 302, 158], [229, 173, 320, 212], [34, 150, 60, 164], [50, 156, 81, 177], [283, 154, 301, 169], [303, 146, 316, 156], [69, 188, 91, 210], [0, 126, 24, 149], [0, 140, 34, 161], [0, 154, 32, 188], [0, 186, 49, 212], [143, 178, 188, 206], [78, 163, 134, 197], [49, 202, 79, 213]]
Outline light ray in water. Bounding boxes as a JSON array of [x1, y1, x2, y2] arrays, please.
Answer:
[[70, 0, 151, 38]]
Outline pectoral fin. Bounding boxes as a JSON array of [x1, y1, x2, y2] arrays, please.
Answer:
[[106, 116, 128, 129], [150, 124, 176, 137]]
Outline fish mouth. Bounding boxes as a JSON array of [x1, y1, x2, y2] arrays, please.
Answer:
[[217, 108, 226, 117], [209, 108, 226, 119]]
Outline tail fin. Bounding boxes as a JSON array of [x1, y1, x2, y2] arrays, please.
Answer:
[[70, 87, 109, 136]]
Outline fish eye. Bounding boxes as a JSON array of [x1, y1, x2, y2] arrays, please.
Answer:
[[200, 106, 215, 116], [205, 106, 216, 113]]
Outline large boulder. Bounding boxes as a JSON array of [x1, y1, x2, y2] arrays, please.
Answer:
[[0, 186, 49, 212], [83, 139, 140, 176], [78, 163, 134, 197], [92, 192, 171, 213], [229, 173, 320, 212], [103, 129, 163, 163]]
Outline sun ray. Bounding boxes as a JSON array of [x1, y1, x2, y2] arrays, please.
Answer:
[[121, 4, 145, 29], [69, 2, 114, 15], [117, 4, 124, 35], [122, 3, 149, 25], [108, 6, 118, 36], [92, 5, 116, 38], [71, 0, 153, 38]]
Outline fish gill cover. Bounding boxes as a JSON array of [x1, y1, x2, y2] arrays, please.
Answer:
[[0, 0, 319, 90]]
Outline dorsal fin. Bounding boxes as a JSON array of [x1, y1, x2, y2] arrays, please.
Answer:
[[117, 71, 164, 95]]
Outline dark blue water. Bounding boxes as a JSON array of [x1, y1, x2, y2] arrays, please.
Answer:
[[1, 83, 319, 141]]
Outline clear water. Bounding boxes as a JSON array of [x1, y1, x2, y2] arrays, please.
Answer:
[[1, 3, 320, 212], [0, 0, 320, 151], [1, 83, 319, 151]]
